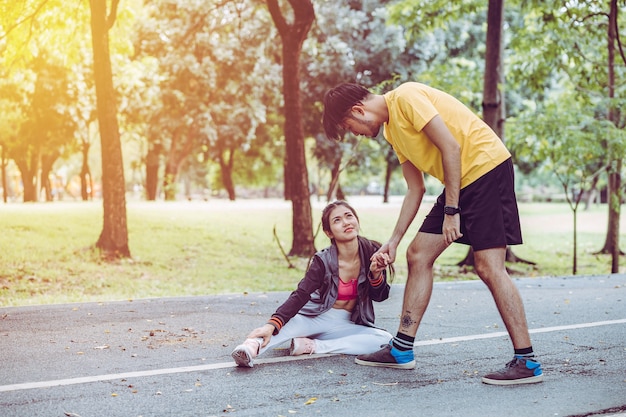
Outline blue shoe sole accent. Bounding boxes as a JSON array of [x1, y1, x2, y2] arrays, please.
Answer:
[[389, 346, 415, 364]]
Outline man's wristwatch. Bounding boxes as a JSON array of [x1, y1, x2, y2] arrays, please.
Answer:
[[444, 206, 461, 215]]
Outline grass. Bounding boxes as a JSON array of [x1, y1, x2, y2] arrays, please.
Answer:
[[0, 196, 624, 307]]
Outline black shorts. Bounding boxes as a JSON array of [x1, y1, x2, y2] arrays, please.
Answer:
[[419, 158, 523, 251]]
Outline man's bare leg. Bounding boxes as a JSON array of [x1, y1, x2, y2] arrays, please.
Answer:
[[473, 247, 531, 348], [398, 232, 449, 337], [475, 246, 543, 385], [354, 232, 447, 369]]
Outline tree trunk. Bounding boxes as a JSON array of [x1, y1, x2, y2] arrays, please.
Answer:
[[584, 176, 600, 210], [80, 139, 92, 201], [162, 127, 195, 201], [267, 0, 316, 257], [145, 141, 161, 201], [162, 161, 178, 201], [219, 147, 236, 201], [598, 166, 624, 259], [459, 0, 534, 269], [482, 0, 505, 136], [283, 155, 292, 201], [325, 153, 341, 202], [89, 0, 130, 259], [40, 151, 59, 202], [383, 157, 393, 204], [1, 145, 7, 203], [459, 0, 504, 267], [336, 183, 346, 201], [596, 0, 623, 272], [15, 153, 38, 202], [572, 207, 578, 275], [162, 141, 182, 201], [383, 147, 399, 204]]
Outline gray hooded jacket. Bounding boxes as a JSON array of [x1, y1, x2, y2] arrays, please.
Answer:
[[268, 236, 390, 334]]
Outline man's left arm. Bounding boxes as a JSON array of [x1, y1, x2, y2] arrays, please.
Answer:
[[422, 115, 463, 245]]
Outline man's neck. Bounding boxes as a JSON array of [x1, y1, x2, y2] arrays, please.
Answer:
[[368, 94, 389, 124]]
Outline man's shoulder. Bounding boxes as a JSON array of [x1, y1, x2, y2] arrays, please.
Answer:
[[386, 82, 435, 106], [393, 82, 430, 94]]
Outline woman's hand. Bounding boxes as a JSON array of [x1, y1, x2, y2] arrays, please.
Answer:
[[247, 323, 275, 348], [369, 252, 390, 278]]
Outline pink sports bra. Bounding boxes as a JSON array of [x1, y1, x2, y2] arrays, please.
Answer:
[[337, 278, 357, 301]]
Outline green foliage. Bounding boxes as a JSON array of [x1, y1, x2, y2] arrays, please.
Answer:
[[509, 89, 622, 201], [386, 1, 491, 112], [508, 0, 626, 104], [300, 0, 409, 195], [507, 85, 626, 274], [129, 0, 282, 197], [388, 0, 484, 39], [0, 0, 624, 210]]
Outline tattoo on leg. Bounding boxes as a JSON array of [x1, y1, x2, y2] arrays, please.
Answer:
[[401, 312, 416, 329]]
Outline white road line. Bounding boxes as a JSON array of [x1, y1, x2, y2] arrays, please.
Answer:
[[415, 318, 626, 346], [1, 318, 624, 393]]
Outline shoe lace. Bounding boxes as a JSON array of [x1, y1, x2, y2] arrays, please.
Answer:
[[505, 357, 522, 368]]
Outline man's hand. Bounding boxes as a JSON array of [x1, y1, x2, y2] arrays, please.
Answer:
[[370, 251, 391, 277], [442, 213, 463, 245], [371, 241, 397, 265]]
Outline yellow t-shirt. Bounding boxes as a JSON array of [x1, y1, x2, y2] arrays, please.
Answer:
[[383, 82, 511, 189]]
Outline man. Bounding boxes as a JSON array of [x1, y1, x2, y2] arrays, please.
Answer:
[[322, 82, 543, 385]]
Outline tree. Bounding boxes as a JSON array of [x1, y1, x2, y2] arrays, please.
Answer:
[[6, 58, 77, 202], [388, 0, 532, 268], [0, 144, 7, 203], [267, 0, 315, 257], [508, 0, 626, 273], [0, 1, 89, 203], [598, 0, 624, 272], [454, 0, 508, 267], [509, 95, 617, 274], [482, 0, 505, 136], [300, 0, 408, 203], [70, 58, 97, 202], [0, 84, 21, 203], [89, 0, 130, 258], [475, 0, 534, 266], [130, 0, 278, 201]]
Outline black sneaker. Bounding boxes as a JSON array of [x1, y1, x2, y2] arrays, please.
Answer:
[[355, 343, 416, 369], [482, 356, 544, 385]]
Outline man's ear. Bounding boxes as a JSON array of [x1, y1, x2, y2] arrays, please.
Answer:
[[350, 104, 365, 116]]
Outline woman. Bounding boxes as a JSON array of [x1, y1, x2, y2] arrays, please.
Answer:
[[231, 200, 393, 368]]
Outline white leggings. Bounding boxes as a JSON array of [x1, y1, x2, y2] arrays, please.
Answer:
[[256, 308, 392, 356]]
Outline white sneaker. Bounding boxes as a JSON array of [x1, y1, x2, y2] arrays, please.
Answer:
[[231, 339, 260, 368], [289, 337, 316, 356]]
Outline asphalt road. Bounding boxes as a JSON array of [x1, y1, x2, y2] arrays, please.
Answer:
[[1, 274, 625, 417]]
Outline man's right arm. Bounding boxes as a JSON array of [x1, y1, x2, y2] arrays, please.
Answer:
[[379, 161, 426, 263]]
